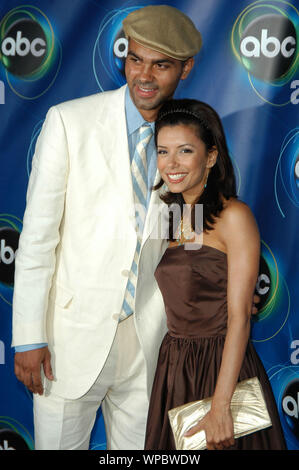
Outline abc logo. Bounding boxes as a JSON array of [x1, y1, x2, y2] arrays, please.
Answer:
[[0, 227, 19, 286], [0, 18, 47, 76], [0, 428, 29, 450], [239, 14, 296, 80], [113, 29, 128, 76], [282, 379, 299, 439], [295, 156, 299, 189], [254, 255, 271, 312]]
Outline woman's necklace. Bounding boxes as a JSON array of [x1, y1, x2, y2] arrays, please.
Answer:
[[175, 217, 193, 245], [173, 178, 208, 246], [175, 205, 195, 246]]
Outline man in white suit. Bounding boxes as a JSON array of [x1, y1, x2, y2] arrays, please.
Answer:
[[12, 6, 202, 450]]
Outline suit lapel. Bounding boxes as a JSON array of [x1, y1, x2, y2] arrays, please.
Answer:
[[95, 85, 166, 246], [96, 85, 136, 232]]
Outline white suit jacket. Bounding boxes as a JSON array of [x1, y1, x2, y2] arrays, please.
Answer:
[[12, 85, 168, 399]]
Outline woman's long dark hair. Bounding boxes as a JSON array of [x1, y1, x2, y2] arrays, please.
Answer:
[[153, 99, 237, 238]]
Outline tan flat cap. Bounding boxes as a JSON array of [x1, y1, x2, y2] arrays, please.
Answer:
[[123, 5, 202, 61]]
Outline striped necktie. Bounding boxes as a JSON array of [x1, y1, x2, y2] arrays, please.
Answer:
[[120, 124, 153, 320]]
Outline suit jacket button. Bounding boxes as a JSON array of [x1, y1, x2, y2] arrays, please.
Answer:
[[112, 314, 119, 321], [121, 269, 130, 277]]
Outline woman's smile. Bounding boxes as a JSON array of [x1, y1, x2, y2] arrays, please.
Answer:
[[166, 172, 188, 183]]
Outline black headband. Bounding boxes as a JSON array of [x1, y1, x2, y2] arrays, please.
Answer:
[[157, 108, 210, 131]]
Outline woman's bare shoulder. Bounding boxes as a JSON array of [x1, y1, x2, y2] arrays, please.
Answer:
[[217, 198, 260, 244], [221, 198, 255, 223]]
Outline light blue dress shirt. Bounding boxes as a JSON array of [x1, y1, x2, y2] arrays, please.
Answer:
[[14, 87, 157, 353]]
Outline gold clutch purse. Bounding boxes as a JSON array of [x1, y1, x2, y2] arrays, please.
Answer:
[[168, 376, 272, 450]]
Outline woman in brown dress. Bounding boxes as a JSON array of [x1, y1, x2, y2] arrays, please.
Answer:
[[144, 99, 286, 450]]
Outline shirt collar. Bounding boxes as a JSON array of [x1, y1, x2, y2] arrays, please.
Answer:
[[125, 86, 155, 136]]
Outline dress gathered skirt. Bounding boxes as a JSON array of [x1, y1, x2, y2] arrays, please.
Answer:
[[144, 244, 286, 450]]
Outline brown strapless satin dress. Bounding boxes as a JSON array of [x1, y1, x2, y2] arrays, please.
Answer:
[[144, 244, 286, 450]]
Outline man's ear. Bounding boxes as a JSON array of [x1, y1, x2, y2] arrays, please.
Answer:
[[181, 57, 194, 80]]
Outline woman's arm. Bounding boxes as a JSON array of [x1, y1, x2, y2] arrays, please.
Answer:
[[185, 200, 260, 450]]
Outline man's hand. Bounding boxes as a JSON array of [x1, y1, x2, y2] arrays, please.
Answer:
[[14, 347, 54, 395]]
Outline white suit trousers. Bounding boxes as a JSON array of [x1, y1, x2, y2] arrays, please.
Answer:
[[33, 315, 149, 450]]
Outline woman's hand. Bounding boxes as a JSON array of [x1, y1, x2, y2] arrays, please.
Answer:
[[184, 406, 235, 450]]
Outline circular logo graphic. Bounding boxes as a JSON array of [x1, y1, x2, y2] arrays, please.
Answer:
[[0, 227, 19, 286], [231, 1, 299, 106], [274, 128, 299, 217], [0, 214, 22, 306], [0, 417, 33, 450], [239, 14, 296, 81], [0, 6, 61, 99], [93, 6, 139, 91], [282, 379, 299, 439], [0, 428, 30, 450], [255, 255, 272, 310], [267, 366, 299, 448], [113, 28, 128, 76], [251, 240, 290, 343], [1, 18, 47, 77]]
